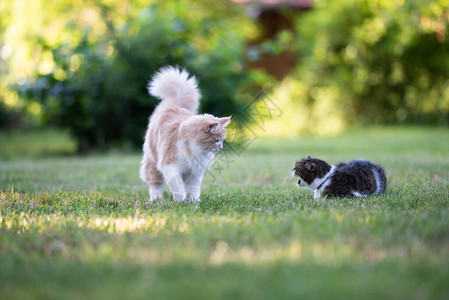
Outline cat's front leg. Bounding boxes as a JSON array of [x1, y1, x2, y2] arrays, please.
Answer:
[[313, 189, 321, 200], [149, 185, 163, 202], [162, 164, 187, 202], [185, 174, 203, 203]]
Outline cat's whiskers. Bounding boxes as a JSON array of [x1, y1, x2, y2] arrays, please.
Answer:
[[281, 166, 295, 177], [280, 167, 297, 185]]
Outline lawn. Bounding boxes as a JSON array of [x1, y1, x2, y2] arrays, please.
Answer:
[[1, 127, 448, 300]]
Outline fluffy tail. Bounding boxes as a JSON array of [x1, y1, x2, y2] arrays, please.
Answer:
[[373, 164, 387, 194], [147, 66, 200, 113]]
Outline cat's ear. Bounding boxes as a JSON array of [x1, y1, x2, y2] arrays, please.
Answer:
[[306, 162, 315, 171], [207, 122, 219, 133], [307, 155, 311, 159], [218, 116, 231, 128]]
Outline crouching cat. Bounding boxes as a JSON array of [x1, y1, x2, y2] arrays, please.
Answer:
[[292, 156, 386, 199], [140, 66, 231, 202]]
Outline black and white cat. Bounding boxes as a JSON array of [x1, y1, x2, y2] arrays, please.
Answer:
[[292, 156, 387, 199]]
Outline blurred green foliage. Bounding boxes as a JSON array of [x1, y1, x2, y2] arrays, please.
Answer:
[[293, 0, 449, 126], [1, 0, 448, 148], [2, 0, 253, 150]]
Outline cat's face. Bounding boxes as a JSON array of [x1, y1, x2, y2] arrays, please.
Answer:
[[197, 115, 231, 153], [292, 156, 329, 187]]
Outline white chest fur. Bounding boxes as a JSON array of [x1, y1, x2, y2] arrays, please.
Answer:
[[176, 140, 215, 176]]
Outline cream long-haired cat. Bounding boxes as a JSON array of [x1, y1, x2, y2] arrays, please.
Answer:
[[139, 66, 231, 202]]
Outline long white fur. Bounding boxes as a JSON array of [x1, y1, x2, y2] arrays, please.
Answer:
[[175, 139, 215, 175], [372, 167, 382, 194], [161, 164, 186, 202], [149, 185, 163, 202], [157, 140, 215, 203], [147, 66, 201, 113]]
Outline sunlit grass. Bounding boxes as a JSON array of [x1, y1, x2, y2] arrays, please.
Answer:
[[0, 126, 448, 299]]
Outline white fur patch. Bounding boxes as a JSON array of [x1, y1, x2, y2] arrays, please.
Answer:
[[308, 177, 322, 190], [147, 66, 200, 113], [372, 167, 382, 194], [149, 186, 163, 202], [314, 166, 336, 191], [162, 140, 216, 203], [185, 174, 202, 203], [351, 191, 366, 197], [161, 164, 179, 182], [161, 164, 186, 202], [190, 143, 215, 173]]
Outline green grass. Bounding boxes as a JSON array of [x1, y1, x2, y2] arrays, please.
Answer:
[[1, 127, 448, 299], [0, 129, 77, 158]]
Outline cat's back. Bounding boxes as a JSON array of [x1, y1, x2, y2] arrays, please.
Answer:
[[336, 159, 376, 173], [349, 160, 386, 188], [148, 103, 194, 135], [333, 159, 386, 194], [143, 103, 195, 161]]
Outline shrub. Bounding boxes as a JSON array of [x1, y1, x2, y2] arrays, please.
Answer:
[[293, 0, 449, 127], [18, 2, 252, 151]]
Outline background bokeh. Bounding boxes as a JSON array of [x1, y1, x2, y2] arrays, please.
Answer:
[[0, 0, 448, 151]]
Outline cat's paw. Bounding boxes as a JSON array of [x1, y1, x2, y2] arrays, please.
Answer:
[[149, 191, 163, 202], [187, 196, 200, 203], [149, 195, 162, 202], [172, 191, 187, 202], [186, 185, 201, 203]]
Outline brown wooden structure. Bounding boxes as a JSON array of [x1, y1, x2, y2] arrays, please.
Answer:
[[233, 0, 313, 79]]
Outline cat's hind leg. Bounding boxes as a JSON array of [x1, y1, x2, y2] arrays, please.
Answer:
[[140, 157, 164, 202]]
